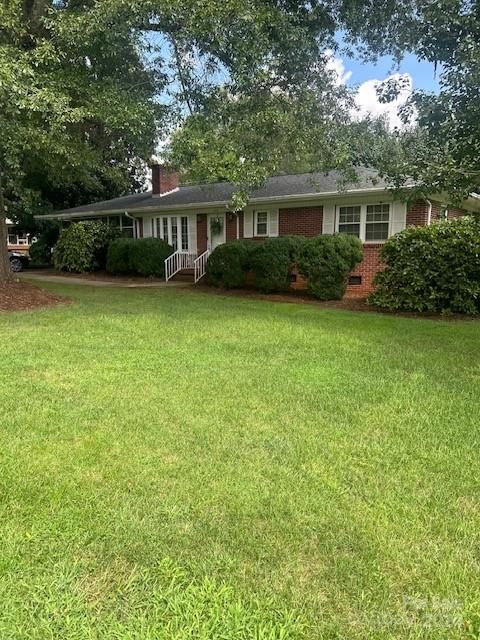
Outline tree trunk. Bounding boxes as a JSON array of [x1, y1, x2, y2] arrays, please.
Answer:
[[0, 169, 13, 284]]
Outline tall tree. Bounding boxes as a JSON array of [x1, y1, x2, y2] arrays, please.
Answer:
[[2, 0, 372, 282], [338, 0, 480, 201], [0, 0, 159, 282]]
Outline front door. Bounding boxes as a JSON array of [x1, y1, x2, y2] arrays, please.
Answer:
[[207, 214, 226, 251]]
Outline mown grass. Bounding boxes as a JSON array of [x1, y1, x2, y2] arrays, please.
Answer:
[[1, 283, 479, 639]]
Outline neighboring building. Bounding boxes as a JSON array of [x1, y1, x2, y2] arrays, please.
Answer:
[[37, 166, 480, 296], [6, 219, 34, 255]]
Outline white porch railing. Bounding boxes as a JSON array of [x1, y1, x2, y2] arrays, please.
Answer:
[[165, 251, 197, 282], [194, 250, 210, 283]]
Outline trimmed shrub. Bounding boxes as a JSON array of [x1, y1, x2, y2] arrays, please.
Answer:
[[128, 238, 173, 277], [250, 236, 306, 292], [369, 216, 480, 314], [106, 238, 135, 275], [53, 221, 117, 272], [107, 238, 173, 278], [206, 240, 255, 288], [297, 234, 363, 300]]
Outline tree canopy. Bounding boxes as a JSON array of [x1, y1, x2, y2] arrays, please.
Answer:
[[339, 0, 480, 201], [2, 0, 479, 282]]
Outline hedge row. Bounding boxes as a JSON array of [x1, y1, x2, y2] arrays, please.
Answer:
[[370, 216, 480, 314], [107, 238, 173, 278], [206, 235, 363, 300], [52, 221, 174, 277]]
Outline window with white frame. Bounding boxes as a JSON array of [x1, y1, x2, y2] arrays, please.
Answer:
[[152, 215, 190, 251], [337, 203, 390, 242], [255, 211, 268, 236], [365, 204, 390, 241], [338, 206, 361, 236]]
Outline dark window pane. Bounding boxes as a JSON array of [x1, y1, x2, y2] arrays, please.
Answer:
[[181, 217, 188, 251], [339, 223, 361, 237], [171, 217, 178, 250], [365, 222, 389, 241]]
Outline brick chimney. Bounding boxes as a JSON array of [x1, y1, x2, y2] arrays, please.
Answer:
[[152, 164, 180, 197]]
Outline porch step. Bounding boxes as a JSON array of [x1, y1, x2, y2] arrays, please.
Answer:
[[170, 268, 195, 282]]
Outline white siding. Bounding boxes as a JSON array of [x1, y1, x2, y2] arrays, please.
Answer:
[[322, 204, 335, 235], [391, 201, 407, 236], [268, 209, 279, 237], [244, 210, 254, 238], [143, 216, 153, 238]]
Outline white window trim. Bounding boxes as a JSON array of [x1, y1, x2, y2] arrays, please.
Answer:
[[254, 210, 269, 237], [336, 203, 391, 243], [152, 215, 190, 252]]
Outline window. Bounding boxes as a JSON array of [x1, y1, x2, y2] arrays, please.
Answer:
[[338, 206, 361, 237], [163, 217, 169, 241], [336, 203, 392, 242], [181, 216, 188, 251], [171, 217, 178, 250], [256, 211, 268, 236], [155, 217, 161, 239], [365, 204, 390, 241]]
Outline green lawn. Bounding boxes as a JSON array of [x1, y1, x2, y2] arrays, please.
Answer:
[[1, 284, 479, 639]]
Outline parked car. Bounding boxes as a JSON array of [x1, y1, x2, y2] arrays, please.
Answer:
[[9, 251, 30, 272]]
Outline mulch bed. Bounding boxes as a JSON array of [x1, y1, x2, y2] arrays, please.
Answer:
[[0, 281, 69, 313]]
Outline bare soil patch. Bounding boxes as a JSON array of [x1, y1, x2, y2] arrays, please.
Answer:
[[0, 280, 69, 312]]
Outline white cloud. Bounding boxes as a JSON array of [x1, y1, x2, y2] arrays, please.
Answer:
[[354, 73, 414, 130], [323, 51, 414, 130], [325, 49, 352, 86]]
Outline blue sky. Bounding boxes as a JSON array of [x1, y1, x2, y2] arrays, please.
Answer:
[[325, 46, 441, 128], [343, 52, 440, 93]]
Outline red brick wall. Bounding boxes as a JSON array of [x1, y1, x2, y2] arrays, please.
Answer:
[[288, 245, 383, 298], [446, 206, 466, 219], [152, 165, 180, 196], [345, 245, 384, 298], [406, 200, 429, 226], [279, 206, 323, 236], [197, 214, 207, 254], [226, 213, 238, 241]]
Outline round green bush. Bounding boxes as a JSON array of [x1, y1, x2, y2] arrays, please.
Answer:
[[53, 221, 117, 273], [128, 238, 173, 277], [107, 238, 173, 277], [250, 236, 305, 292], [369, 216, 480, 314], [206, 240, 255, 288], [106, 238, 135, 275], [297, 234, 363, 300]]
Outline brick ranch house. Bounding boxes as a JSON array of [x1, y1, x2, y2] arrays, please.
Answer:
[[39, 166, 480, 296]]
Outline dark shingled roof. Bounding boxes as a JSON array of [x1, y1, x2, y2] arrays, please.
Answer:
[[49, 168, 391, 218]]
